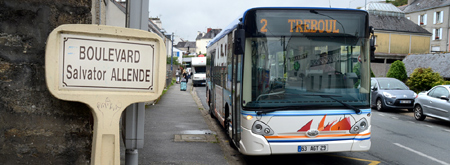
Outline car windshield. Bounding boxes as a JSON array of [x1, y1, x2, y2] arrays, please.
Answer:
[[194, 66, 206, 73], [377, 79, 408, 90]]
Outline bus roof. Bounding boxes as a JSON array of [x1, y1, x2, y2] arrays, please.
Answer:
[[206, 7, 366, 48]]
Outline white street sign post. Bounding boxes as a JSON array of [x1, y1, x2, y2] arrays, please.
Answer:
[[45, 24, 166, 165]]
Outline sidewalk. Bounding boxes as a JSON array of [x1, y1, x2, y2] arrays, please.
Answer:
[[137, 80, 229, 164]]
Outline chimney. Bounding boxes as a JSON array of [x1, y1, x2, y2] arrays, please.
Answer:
[[207, 28, 212, 33]]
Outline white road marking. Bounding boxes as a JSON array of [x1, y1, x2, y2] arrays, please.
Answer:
[[391, 117, 398, 120], [378, 113, 385, 116], [406, 121, 415, 124], [443, 129, 450, 133], [425, 125, 434, 128], [394, 143, 450, 165]]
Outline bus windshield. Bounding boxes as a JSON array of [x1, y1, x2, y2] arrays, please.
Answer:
[[242, 36, 371, 110], [241, 9, 371, 110]]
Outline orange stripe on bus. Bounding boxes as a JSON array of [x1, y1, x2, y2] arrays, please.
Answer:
[[265, 133, 371, 139]]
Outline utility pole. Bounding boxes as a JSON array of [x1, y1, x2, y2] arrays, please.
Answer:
[[171, 32, 174, 71], [124, 0, 149, 165]]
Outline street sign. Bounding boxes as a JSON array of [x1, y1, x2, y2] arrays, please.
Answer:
[[60, 34, 155, 91], [45, 24, 166, 165]]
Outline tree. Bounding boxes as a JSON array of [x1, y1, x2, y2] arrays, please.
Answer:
[[386, 60, 407, 82], [166, 56, 181, 66], [406, 68, 444, 93]]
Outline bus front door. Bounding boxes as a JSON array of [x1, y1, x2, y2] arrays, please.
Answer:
[[231, 53, 242, 148]]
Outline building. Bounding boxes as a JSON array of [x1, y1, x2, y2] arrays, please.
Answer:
[[172, 47, 185, 64], [195, 28, 222, 55], [367, 2, 431, 76], [402, 0, 450, 52], [92, 1, 174, 61]]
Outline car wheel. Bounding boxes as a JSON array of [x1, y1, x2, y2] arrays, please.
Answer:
[[376, 98, 385, 111], [414, 105, 426, 121]]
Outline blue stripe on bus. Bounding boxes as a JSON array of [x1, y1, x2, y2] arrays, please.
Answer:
[[241, 109, 371, 116], [268, 137, 370, 143]]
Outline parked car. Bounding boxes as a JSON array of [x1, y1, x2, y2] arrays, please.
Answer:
[[414, 85, 450, 121], [371, 77, 417, 111]]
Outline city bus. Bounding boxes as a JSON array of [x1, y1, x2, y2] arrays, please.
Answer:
[[206, 7, 375, 155]]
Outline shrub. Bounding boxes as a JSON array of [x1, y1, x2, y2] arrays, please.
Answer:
[[166, 56, 181, 65], [406, 67, 444, 93], [386, 60, 407, 82]]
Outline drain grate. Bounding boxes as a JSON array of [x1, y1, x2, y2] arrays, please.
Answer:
[[174, 134, 217, 142]]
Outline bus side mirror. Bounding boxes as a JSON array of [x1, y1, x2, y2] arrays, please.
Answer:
[[370, 38, 376, 61], [369, 26, 376, 61], [234, 28, 245, 55]]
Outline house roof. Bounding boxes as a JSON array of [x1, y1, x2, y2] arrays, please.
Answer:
[[195, 29, 222, 41], [369, 13, 431, 34], [202, 29, 222, 39], [366, 2, 404, 13], [175, 41, 196, 49], [403, 54, 450, 78], [397, 4, 408, 11], [403, 0, 450, 13], [195, 33, 203, 40]]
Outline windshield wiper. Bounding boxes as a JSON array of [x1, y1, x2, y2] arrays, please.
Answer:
[[318, 95, 361, 114]]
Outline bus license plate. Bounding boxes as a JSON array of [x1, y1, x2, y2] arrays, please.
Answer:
[[298, 145, 328, 152], [400, 100, 411, 104]]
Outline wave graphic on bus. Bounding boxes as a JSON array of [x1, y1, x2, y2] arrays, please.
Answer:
[[298, 115, 351, 132]]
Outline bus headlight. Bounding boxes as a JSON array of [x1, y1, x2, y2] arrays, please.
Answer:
[[350, 118, 368, 134], [252, 121, 274, 136]]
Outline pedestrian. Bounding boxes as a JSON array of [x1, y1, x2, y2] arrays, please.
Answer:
[[175, 68, 180, 84], [183, 70, 189, 84]]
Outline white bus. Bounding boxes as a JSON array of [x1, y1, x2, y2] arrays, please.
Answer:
[[206, 7, 375, 155]]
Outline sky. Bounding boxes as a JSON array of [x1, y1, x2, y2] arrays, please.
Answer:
[[149, 0, 376, 42]]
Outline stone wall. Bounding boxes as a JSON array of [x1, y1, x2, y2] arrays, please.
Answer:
[[371, 63, 391, 77], [0, 0, 93, 164]]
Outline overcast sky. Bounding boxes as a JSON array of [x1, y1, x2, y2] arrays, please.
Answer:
[[149, 0, 375, 42]]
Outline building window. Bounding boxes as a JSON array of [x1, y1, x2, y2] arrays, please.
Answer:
[[418, 14, 427, 25], [431, 46, 440, 52], [434, 11, 444, 24], [433, 28, 442, 40]]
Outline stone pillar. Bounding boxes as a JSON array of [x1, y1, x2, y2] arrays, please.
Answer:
[[0, 0, 93, 164]]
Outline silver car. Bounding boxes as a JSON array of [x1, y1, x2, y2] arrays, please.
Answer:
[[371, 77, 417, 111], [414, 85, 450, 121]]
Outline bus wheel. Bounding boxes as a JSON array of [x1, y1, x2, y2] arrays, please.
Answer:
[[209, 107, 214, 118], [208, 98, 214, 118]]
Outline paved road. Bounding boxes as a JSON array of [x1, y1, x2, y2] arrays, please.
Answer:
[[194, 86, 450, 165]]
